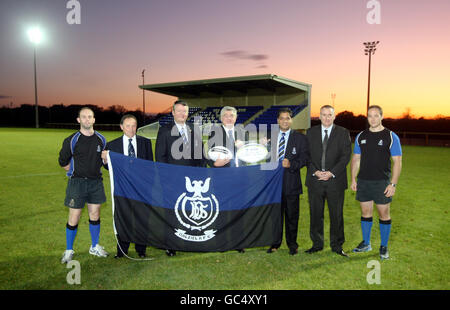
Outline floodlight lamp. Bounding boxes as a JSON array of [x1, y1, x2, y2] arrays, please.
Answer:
[[27, 27, 42, 44]]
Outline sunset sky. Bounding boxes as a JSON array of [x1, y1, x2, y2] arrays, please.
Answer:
[[1, 0, 449, 118]]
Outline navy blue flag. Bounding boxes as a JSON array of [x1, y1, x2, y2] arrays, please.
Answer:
[[107, 151, 283, 252]]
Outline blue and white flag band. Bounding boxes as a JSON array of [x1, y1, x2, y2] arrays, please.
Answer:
[[107, 151, 283, 252]]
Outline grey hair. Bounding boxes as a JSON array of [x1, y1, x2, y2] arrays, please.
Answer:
[[220, 106, 237, 119]]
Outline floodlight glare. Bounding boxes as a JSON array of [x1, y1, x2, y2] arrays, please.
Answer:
[[27, 27, 42, 44]]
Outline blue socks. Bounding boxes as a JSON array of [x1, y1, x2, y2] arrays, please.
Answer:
[[379, 219, 392, 247], [66, 223, 78, 250], [361, 217, 373, 246], [66, 219, 101, 250], [360, 217, 392, 247], [89, 219, 101, 247]]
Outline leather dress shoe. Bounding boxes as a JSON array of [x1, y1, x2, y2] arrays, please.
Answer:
[[237, 249, 245, 253], [304, 247, 323, 254], [289, 248, 298, 256], [166, 249, 176, 257], [138, 253, 146, 258], [114, 252, 127, 259], [333, 249, 349, 257], [266, 247, 278, 254]]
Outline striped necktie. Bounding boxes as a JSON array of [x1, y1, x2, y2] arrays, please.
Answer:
[[228, 129, 235, 148], [180, 127, 188, 145], [278, 132, 286, 160], [128, 138, 136, 158]]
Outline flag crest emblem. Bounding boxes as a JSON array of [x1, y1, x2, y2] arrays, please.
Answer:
[[174, 177, 219, 241]]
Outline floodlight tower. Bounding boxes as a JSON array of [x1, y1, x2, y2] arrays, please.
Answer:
[[27, 27, 42, 128], [142, 69, 146, 123], [364, 41, 379, 115]]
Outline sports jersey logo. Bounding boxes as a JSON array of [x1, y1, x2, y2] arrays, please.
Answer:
[[378, 140, 383, 146], [174, 177, 219, 242], [361, 139, 367, 144]]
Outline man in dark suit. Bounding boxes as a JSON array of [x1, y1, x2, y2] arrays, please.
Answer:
[[155, 100, 205, 256], [102, 114, 153, 259], [266, 108, 309, 255], [305, 105, 351, 257], [155, 100, 204, 168]]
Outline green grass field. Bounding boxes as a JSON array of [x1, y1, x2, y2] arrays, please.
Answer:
[[0, 128, 449, 290]]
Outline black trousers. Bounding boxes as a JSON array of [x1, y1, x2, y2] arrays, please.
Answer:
[[307, 185, 345, 251], [116, 235, 146, 256], [272, 194, 300, 251]]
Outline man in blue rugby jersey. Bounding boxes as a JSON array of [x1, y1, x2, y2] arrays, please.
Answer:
[[58, 107, 109, 263], [350, 105, 402, 260]]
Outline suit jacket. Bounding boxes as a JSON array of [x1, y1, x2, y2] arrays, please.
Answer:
[[155, 121, 205, 167], [206, 124, 249, 168], [305, 124, 351, 192], [106, 135, 153, 161], [269, 130, 309, 196]]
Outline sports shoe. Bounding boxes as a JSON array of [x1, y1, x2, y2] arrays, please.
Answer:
[[89, 244, 109, 257], [61, 249, 75, 264], [380, 246, 389, 260], [352, 241, 372, 253]]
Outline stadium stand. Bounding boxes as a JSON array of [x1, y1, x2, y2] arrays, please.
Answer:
[[251, 103, 308, 126]]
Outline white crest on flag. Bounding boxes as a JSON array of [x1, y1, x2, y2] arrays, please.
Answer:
[[174, 177, 219, 242]]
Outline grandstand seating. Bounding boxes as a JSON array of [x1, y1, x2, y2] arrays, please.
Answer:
[[189, 106, 263, 125], [251, 104, 308, 126], [157, 106, 202, 126], [157, 104, 306, 127]]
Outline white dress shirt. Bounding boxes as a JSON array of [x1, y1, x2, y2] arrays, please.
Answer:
[[321, 124, 333, 142], [122, 135, 137, 157], [175, 123, 189, 143], [278, 128, 291, 147]]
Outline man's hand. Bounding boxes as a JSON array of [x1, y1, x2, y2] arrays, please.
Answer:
[[259, 137, 270, 146], [101, 150, 109, 164], [62, 164, 70, 171], [282, 158, 290, 168], [214, 158, 231, 167], [384, 184, 396, 197], [235, 139, 245, 148], [314, 170, 333, 181], [350, 179, 357, 191]]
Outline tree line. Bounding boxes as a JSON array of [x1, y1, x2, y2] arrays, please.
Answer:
[[1, 104, 449, 133]]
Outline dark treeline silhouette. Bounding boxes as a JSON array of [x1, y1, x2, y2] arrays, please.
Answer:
[[1, 105, 449, 134], [0, 104, 160, 129], [311, 111, 450, 133]]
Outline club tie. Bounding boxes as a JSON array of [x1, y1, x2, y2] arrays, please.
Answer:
[[321, 129, 328, 170], [180, 127, 188, 145], [228, 129, 235, 148], [228, 129, 236, 166], [128, 138, 135, 158], [278, 132, 286, 160]]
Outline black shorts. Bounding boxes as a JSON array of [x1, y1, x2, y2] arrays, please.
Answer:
[[64, 178, 106, 209], [356, 178, 392, 205]]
